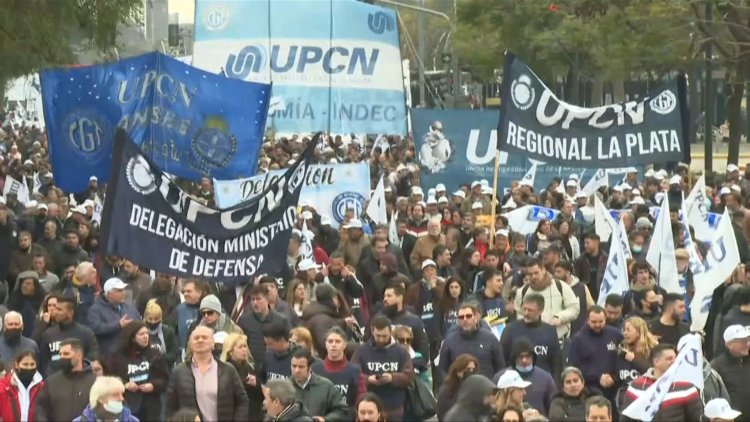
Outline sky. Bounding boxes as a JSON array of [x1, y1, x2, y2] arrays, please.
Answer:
[[169, 0, 195, 24]]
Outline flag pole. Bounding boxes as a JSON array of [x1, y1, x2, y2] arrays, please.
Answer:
[[490, 150, 501, 250]]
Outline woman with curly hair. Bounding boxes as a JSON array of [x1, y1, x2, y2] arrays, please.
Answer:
[[436, 277, 465, 338], [435, 353, 479, 421], [617, 316, 658, 386]]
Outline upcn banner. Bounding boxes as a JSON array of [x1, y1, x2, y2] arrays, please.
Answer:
[[193, 0, 407, 135], [498, 53, 690, 168], [214, 162, 371, 228], [412, 109, 596, 193]]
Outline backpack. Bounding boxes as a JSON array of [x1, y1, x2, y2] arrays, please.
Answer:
[[520, 279, 563, 298]]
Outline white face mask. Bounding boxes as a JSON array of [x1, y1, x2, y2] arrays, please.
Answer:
[[103, 399, 123, 414]]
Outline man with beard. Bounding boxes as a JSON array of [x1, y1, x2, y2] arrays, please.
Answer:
[[119, 259, 152, 308], [0, 311, 38, 368], [569, 306, 623, 403], [8, 231, 46, 290], [604, 294, 624, 330], [337, 219, 371, 267], [574, 233, 608, 302], [136, 272, 180, 317], [649, 293, 690, 346], [37, 220, 62, 256], [373, 283, 429, 362], [352, 315, 413, 422], [52, 230, 89, 276], [438, 301, 505, 380], [409, 217, 445, 275], [38, 294, 98, 376], [98, 255, 121, 284]]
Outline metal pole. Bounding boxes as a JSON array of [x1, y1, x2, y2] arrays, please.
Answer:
[[705, 0, 714, 174], [418, 0, 426, 107]]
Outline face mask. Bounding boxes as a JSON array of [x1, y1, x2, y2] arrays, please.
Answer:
[[3, 328, 21, 342], [103, 400, 123, 415], [59, 357, 74, 373], [16, 368, 35, 385], [515, 364, 533, 373], [462, 368, 477, 378], [631, 245, 642, 254], [146, 321, 160, 330]]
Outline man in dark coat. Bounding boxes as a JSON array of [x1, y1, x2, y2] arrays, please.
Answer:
[[444, 374, 498, 422]]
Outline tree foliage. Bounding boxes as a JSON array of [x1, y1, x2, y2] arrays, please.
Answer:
[[0, 0, 142, 82]]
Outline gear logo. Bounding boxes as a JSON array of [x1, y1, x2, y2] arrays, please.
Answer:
[[511, 74, 535, 111], [126, 156, 158, 195], [649, 90, 677, 115]]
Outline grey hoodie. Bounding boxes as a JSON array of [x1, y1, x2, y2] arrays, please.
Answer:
[[444, 374, 496, 422]]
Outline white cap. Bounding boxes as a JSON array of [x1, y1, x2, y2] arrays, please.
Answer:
[[213, 331, 228, 345], [427, 188, 437, 198], [438, 196, 449, 204], [625, 167, 638, 173], [89, 175, 98, 182], [320, 215, 332, 226], [612, 185, 623, 193], [630, 197, 646, 205], [421, 259, 437, 270], [453, 190, 465, 198], [632, 188, 641, 196], [575, 192, 588, 199], [481, 186, 493, 195], [732, 184, 742, 193], [657, 169, 668, 180], [435, 183, 446, 192], [620, 183, 632, 190], [496, 370, 532, 389], [343, 219, 363, 229], [426, 197, 437, 205], [83, 199, 95, 208], [519, 179, 533, 187], [645, 169, 656, 178], [565, 180, 577, 187], [103, 277, 128, 294], [728, 164, 740, 173], [724, 324, 750, 343], [73, 205, 88, 215], [384, 186, 392, 193], [704, 398, 742, 420], [297, 259, 321, 272], [480, 179, 489, 188], [495, 229, 509, 237], [472, 202, 483, 210], [669, 175, 682, 185], [411, 186, 424, 196], [470, 181, 481, 189], [720, 187, 732, 196], [23, 159, 33, 166], [301, 211, 313, 220], [568, 174, 579, 181], [37, 203, 48, 210], [25, 200, 38, 209]]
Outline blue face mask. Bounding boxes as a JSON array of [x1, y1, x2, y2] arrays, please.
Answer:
[[631, 245, 642, 254], [515, 364, 533, 373], [103, 400, 123, 414]]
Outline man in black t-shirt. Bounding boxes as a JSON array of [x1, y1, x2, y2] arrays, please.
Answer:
[[649, 293, 690, 346]]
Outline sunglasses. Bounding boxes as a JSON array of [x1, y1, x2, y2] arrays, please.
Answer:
[[396, 337, 412, 344], [457, 314, 473, 320], [201, 310, 217, 317]]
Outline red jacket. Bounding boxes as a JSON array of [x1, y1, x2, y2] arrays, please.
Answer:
[[0, 371, 44, 422]]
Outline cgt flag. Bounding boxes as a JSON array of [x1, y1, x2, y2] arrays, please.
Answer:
[[497, 52, 690, 168], [41, 52, 271, 193], [100, 129, 312, 285]]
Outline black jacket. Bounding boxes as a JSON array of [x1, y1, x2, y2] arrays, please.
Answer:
[[166, 358, 250, 421], [711, 351, 750, 421], [444, 375, 496, 422], [237, 309, 288, 364], [106, 342, 170, 421], [35, 362, 97, 422], [274, 402, 314, 422], [227, 359, 264, 417]]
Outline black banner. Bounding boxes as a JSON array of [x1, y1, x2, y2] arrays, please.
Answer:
[[100, 129, 311, 285], [497, 53, 690, 168]]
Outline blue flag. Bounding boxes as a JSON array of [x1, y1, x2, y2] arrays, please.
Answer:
[[41, 52, 271, 192]]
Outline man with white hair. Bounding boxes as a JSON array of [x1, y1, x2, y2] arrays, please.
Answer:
[[264, 378, 313, 421], [409, 217, 446, 274], [58, 261, 98, 325], [73, 376, 138, 421], [87, 278, 140, 354], [167, 326, 249, 420], [0, 311, 38, 368]]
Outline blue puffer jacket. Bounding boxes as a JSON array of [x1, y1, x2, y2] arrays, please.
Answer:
[[87, 294, 141, 354], [73, 404, 140, 422]]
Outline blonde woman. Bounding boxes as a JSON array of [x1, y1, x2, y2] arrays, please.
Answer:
[[495, 370, 540, 420], [286, 278, 310, 317], [289, 326, 315, 353], [617, 316, 658, 385], [220, 333, 263, 416], [143, 299, 178, 368]]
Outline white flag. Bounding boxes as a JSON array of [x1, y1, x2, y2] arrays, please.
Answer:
[[690, 208, 741, 331], [2, 175, 30, 205], [300, 219, 315, 263], [594, 196, 616, 241], [91, 194, 103, 225], [32, 172, 41, 195], [366, 176, 388, 225], [521, 159, 543, 189], [582, 169, 609, 197], [679, 202, 704, 276], [684, 175, 714, 242], [646, 193, 681, 294], [622, 333, 703, 421], [598, 218, 631, 305], [389, 210, 400, 246]]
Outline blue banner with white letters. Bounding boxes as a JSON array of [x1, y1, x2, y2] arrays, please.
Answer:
[[192, 0, 407, 135], [41, 52, 271, 193], [412, 109, 595, 194]]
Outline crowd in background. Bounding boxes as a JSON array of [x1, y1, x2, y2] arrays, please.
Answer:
[[1, 116, 750, 422]]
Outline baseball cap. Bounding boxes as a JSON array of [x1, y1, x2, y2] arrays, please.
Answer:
[[471, 202, 483, 210], [645, 169, 656, 178], [426, 197, 437, 205], [471, 181, 481, 189], [620, 183, 632, 191], [438, 196, 449, 204], [704, 398, 741, 420], [300, 210, 313, 220], [343, 219, 363, 229], [720, 187, 732, 196], [569, 174, 579, 181], [435, 183, 446, 192], [453, 190, 466, 198], [297, 259, 321, 272], [421, 259, 437, 270], [612, 185, 623, 193], [37, 203, 48, 211], [669, 175, 682, 185], [565, 180, 577, 187], [635, 217, 653, 230], [103, 277, 128, 294], [320, 215, 332, 226], [496, 370, 531, 390], [724, 324, 750, 343], [632, 188, 642, 196], [519, 179, 533, 187], [411, 186, 424, 196], [575, 192, 588, 199], [89, 175, 98, 182], [495, 229, 509, 238], [728, 164, 740, 173], [630, 197, 645, 205]]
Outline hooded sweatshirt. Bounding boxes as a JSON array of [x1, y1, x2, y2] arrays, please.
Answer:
[[444, 375, 496, 422], [493, 340, 557, 415]]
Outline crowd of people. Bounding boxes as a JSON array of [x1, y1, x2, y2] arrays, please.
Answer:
[[1, 118, 750, 422]]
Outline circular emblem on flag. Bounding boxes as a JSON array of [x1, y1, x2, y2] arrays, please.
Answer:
[[192, 116, 237, 172], [649, 90, 677, 115], [511, 74, 535, 111], [203, 5, 231, 31], [332, 192, 366, 224], [126, 156, 158, 195], [61, 110, 112, 160]]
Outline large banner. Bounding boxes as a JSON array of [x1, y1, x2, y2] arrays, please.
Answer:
[[101, 130, 310, 285], [412, 109, 594, 193], [193, 0, 407, 135], [41, 52, 271, 193], [214, 162, 370, 228], [498, 53, 690, 168]]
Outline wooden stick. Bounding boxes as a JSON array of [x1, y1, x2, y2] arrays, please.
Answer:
[[489, 150, 501, 249]]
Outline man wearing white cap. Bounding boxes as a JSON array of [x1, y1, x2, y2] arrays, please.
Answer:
[[338, 219, 371, 267], [410, 217, 446, 273], [461, 181, 490, 214], [704, 398, 742, 422], [711, 325, 750, 419], [727, 164, 741, 185], [435, 183, 447, 198], [86, 277, 141, 354]]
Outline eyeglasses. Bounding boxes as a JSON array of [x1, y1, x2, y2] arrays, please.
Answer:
[[457, 314, 473, 320], [396, 337, 412, 344], [201, 310, 217, 317]]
